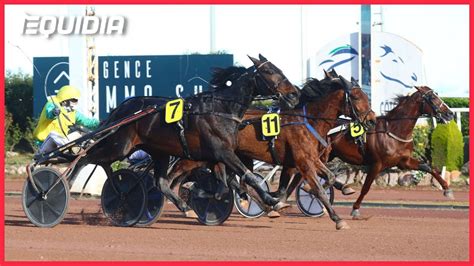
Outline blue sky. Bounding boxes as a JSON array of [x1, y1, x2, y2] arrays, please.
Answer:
[[5, 5, 469, 97]]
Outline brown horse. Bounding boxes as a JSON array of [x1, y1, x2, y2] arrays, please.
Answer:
[[169, 71, 376, 229], [72, 54, 300, 214], [328, 86, 455, 218]]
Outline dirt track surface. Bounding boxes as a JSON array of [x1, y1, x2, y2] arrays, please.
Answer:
[[5, 182, 469, 262]]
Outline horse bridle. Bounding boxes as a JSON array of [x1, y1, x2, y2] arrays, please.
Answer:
[[419, 89, 448, 120], [337, 75, 373, 130], [252, 60, 289, 99]]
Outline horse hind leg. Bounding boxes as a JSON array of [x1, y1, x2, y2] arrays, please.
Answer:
[[401, 158, 454, 200], [154, 158, 190, 213], [220, 152, 288, 211]]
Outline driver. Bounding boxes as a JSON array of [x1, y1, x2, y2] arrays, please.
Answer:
[[33, 85, 100, 154]]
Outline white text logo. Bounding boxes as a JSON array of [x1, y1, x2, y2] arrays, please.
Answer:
[[23, 15, 126, 38]]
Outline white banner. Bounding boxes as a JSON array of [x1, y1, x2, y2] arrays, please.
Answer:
[[309, 32, 424, 116]]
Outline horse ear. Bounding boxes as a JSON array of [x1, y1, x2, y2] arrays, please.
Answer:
[[258, 54, 268, 62], [351, 77, 359, 86], [413, 86, 421, 91], [323, 69, 330, 78], [330, 69, 338, 76], [248, 55, 261, 66]]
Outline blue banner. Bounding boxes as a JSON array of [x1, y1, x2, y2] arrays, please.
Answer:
[[32, 57, 69, 117], [98, 54, 233, 119], [33, 54, 233, 119]]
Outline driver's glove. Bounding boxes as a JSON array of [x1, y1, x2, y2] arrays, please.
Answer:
[[52, 107, 61, 117]]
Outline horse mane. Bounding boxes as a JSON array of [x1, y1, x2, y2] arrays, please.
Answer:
[[210, 66, 248, 89], [296, 76, 345, 107], [393, 94, 410, 105]]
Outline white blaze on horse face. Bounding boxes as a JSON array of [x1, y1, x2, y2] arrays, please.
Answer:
[[226, 80, 232, 87]]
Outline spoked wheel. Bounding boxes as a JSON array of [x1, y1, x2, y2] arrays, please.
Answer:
[[178, 171, 234, 226], [101, 169, 147, 227], [296, 176, 334, 217], [233, 173, 269, 218], [136, 173, 165, 227], [22, 167, 69, 228]]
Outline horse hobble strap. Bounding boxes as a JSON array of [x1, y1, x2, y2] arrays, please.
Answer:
[[268, 137, 281, 165], [176, 120, 192, 159]]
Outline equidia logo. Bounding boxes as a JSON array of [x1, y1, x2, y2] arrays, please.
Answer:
[[23, 15, 126, 38]]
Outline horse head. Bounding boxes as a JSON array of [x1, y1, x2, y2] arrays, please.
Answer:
[[321, 69, 376, 129], [414, 86, 454, 123], [248, 54, 300, 109]]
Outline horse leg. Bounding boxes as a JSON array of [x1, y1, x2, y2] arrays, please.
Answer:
[[283, 170, 301, 201], [399, 157, 454, 200], [213, 162, 229, 200], [333, 181, 356, 196], [351, 163, 382, 219], [154, 156, 190, 212], [169, 160, 209, 190], [313, 158, 336, 190], [219, 152, 288, 211], [302, 169, 349, 230], [270, 167, 294, 200]]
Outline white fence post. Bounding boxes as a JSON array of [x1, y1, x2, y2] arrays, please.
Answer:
[[450, 107, 469, 132]]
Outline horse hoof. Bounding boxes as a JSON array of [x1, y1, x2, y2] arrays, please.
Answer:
[[336, 220, 350, 230], [184, 210, 198, 218], [444, 189, 455, 200], [351, 209, 360, 218], [267, 210, 281, 218], [239, 199, 249, 210], [341, 185, 356, 196], [273, 201, 290, 211], [301, 183, 312, 193]]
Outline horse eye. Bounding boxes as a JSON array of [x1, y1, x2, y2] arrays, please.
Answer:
[[266, 69, 275, 75]]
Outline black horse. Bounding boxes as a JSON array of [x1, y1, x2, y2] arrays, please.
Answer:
[[73, 54, 300, 213]]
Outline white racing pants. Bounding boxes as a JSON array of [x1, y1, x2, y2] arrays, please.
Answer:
[[37, 131, 82, 154]]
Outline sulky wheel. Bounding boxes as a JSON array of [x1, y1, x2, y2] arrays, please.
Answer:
[[101, 169, 147, 227], [136, 173, 165, 227], [233, 173, 269, 218], [179, 171, 234, 226], [22, 167, 70, 228], [296, 176, 334, 217]]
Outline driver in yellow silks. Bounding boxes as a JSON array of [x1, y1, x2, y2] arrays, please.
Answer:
[[33, 85, 100, 154]]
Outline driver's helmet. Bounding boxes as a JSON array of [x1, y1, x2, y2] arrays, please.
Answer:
[[56, 85, 81, 103]]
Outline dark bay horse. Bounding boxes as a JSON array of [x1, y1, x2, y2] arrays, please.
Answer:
[[73, 54, 300, 213], [169, 71, 376, 230], [325, 86, 455, 218]]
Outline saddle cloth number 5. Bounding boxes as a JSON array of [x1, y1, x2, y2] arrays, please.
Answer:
[[261, 113, 280, 137], [165, 99, 184, 123], [350, 122, 365, 138]]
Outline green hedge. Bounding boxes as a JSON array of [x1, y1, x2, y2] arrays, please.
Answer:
[[431, 120, 464, 171], [441, 97, 469, 108], [441, 97, 469, 136]]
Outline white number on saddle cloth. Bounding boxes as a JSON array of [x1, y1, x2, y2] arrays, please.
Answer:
[[350, 122, 365, 138], [261, 113, 280, 137], [165, 99, 184, 123]]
